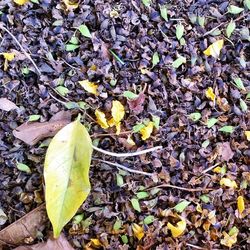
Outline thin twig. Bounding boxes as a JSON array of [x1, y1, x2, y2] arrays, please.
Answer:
[[147, 184, 214, 192], [203, 23, 224, 37], [0, 23, 41, 75], [186, 243, 206, 250], [201, 162, 221, 174], [90, 131, 132, 137], [93, 158, 154, 176], [92, 145, 162, 158]]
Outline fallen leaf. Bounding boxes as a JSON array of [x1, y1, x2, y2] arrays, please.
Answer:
[[205, 87, 216, 101], [174, 200, 190, 213], [217, 142, 234, 162], [176, 23, 184, 40], [0, 98, 18, 111], [44, 118, 93, 238], [219, 126, 235, 134], [131, 198, 141, 212], [220, 178, 237, 188], [78, 24, 92, 38], [140, 121, 154, 140], [95, 110, 109, 129], [172, 56, 186, 68], [220, 227, 239, 248], [237, 196, 245, 215], [203, 39, 224, 58], [62, 0, 78, 11], [90, 238, 102, 247], [245, 131, 250, 141], [0, 205, 46, 246], [13, 111, 71, 145], [79, 80, 98, 95], [167, 215, 186, 238], [123, 91, 138, 100], [226, 20, 236, 38], [16, 162, 31, 173], [127, 92, 145, 115], [132, 223, 144, 240], [111, 100, 125, 123], [228, 5, 244, 14], [14, 234, 74, 250], [13, 0, 29, 5], [127, 135, 135, 146], [1, 52, 15, 71], [152, 52, 160, 67]]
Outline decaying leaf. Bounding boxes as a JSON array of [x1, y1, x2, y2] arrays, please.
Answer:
[[237, 196, 245, 215], [62, 0, 78, 11], [1, 52, 15, 71], [78, 24, 92, 38], [0, 98, 18, 111], [245, 131, 250, 141], [132, 223, 144, 240], [220, 226, 239, 248], [203, 39, 224, 58], [127, 92, 145, 115], [111, 100, 125, 123], [13, 111, 72, 145], [217, 142, 234, 162], [205, 87, 216, 101], [140, 121, 154, 140], [167, 215, 186, 238], [95, 110, 109, 129], [79, 80, 98, 95], [14, 234, 74, 250], [0, 205, 46, 246], [220, 178, 237, 188], [127, 135, 136, 146], [14, 0, 29, 5], [44, 118, 93, 237]]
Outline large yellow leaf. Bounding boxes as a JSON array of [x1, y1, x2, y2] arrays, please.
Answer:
[[78, 80, 98, 95], [14, 0, 29, 5], [167, 216, 186, 238], [203, 39, 224, 58], [237, 196, 245, 215], [95, 110, 109, 129], [111, 100, 125, 123], [62, 0, 79, 10], [132, 223, 144, 240], [44, 119, 93, 238]]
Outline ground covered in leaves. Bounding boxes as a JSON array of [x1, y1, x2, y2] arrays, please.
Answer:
[[0, 0, 250, 249]]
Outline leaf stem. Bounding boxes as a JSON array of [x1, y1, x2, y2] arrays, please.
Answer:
[[92, 158, 154, 176], [92, 145, 162, 158], [147, 184, 214, 192]]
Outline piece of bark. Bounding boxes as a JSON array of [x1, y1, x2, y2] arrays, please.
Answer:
[[0, 204, 46, 247], [0, 98, 18, 111], [13, 111, 71, 145]]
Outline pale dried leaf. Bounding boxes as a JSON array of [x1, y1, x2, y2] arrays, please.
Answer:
[[0, 98, 18, 111]]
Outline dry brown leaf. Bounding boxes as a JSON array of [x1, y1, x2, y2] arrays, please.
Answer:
[[0, 204, 46, 247], [13, 111, 71, 145], [127, 92, 145, 115], [0, 98, 18, 111], [217, 142, 234, 162], [14, 234, 74, 250]]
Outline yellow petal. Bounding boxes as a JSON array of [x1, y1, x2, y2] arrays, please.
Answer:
[[220, 227, 239, 248], [79, 80, 98, 95], [111, 100, 125, 123], [237, 196, 245, 215], [203, 39, 224, 58], [1, 52, 15, 61], [95, 110, 109, 129], [90, 238, 102, 247], [62, 0, 79, 10], [205, 87, 216, 101], [140, 122, 154, 140], [132, 223, 144, 240], [14, 0, 29, 5], [167, 216, 186, 238], [127, 135, 135, 146], [220, 178, 237, 188], [244, 131, 250, 141]]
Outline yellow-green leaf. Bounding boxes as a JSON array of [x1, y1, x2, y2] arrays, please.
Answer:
[[172, 56, 186, 68], [220, 227, 239, 247], [111, 100, 125, 123], [78, 24, 92, 38], [245, 131, 250, 141], [1, 52, 15, 61], [152, 52, 160, 68], [226, 20, 236, 38], [140, 121, 154, 140], [228, 5, 244, 14], [176, 23, 184, 40], [205, 87, 216, 101], [220, 178, 237, 188], [132, 223, 144, 240], [174, 200, 190, 213], [44, 119, 93, 238], [167, 216, 186, 238], [95, 110, 109, 129], [79, 80, 98, 95], [237, 196, 245, 215], [14, 0, 29, 5], [219, 126, 235, 134], [203, 39, 224, 58]]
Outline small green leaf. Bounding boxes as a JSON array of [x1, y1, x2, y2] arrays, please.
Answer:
[[152, 52, 160, 68], [109, 49, 125, 65], [55, 86, 69, 96], [78, 24, 92, 38], [229, 226, 239, 236], [228, 5, 244, 14], [174, 200, 190, 213], [142, 0, 151, 7], [207, 118, 218, 128], [219, 126, 235, 133], [246, 92, 250, 100], [180, 37, 186, 46], [143, 215, 155, 225], [244, 0, 250, 10], [152, 115, 160, 129], [240, 27, 250, 41], [133, 124, 145, 133], [197, 16, 205, 27], [110, 79, 117, 86], [28, 114, 41, 122], [160, 5, 168, 21], [21, 66, 30, 75], [136, 191, 149, 200], [65, 44, 79, 51], [240, 99, 248, 112], [78, 101, 87, 109], [121, 235, 128, 244], [16, 162, 31, 173], [226, 20, 236, 38], [188, 14, 197, 24], [123, 91, 138, 99], [30, 0, 39, 3], [81, 216, 92, 228], [189, 112, 201, 122], [200, 195, 210, 203], [176, 23, 184, 40], [172, 56, 186, 68], [202, 139, 210, 148], [69, 36, 79, 45], [233, 77, 245, 90], [131, 198, 141, 212], [72, 214, 84, 224], [65, 102, 79, 110], [113, 218, 122, 231], [116, 174, 124, 187]]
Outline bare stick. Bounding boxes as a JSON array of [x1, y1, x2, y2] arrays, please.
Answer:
[[93, 158, 154, 176], [147, 184, 214, 192], [201, 162, 221, 174], [92, 145, 162, 158], [0, 23, 41, 75], [186, 243, 206, 250], [90, 131, 132, 137]]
